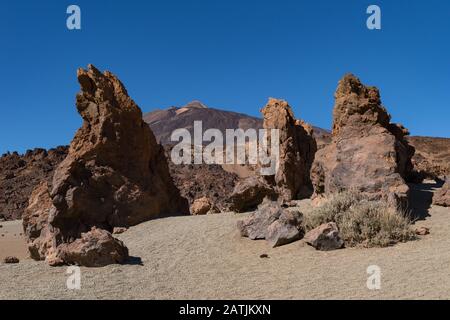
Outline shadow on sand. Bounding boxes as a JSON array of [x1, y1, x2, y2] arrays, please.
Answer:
[[408, 180, 444, 221], [124, 256, 144, 266]]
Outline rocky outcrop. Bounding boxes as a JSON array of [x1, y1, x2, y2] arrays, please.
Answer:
[[261, 99, 317, 202], [407, 136, 450, 181], [190, 197, 219, 215], [311, 74, 415, 208], [304, 222, 344, 251], [0, 147, 68, 221], [166, 144, 238, 212], [237, 198, 303, 247], [229, 99, 317, 212], [23, 64, 188, 266], [229, 176, 277, 213], [433, 178, 449, 207]]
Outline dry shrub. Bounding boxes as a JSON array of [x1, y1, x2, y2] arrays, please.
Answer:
[[304, 192, 416, 247]]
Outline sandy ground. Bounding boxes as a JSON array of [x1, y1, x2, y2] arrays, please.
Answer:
[[0, 220, 27, 261], [0, 183, 449, 300]]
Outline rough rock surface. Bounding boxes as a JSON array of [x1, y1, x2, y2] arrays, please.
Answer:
[[407, 136, 450, 180], [261, 98, 317, 202], [237, 198, 303, 247], [415, 226, 430, 236], [0, 147, 68, 221], [304, 222, 344, 251], [56, 227, 129, 267], [229, 176, 277, 213], [190, 197, 219, 215], [3, 256, 20, 264], [311, 74, 415, 208], [165, 144, 238, 212], [23, 65, 188, 266], [433, 178, 449, 207]]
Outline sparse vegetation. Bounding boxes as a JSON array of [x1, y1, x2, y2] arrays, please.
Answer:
[[304, 192, 416, 247]]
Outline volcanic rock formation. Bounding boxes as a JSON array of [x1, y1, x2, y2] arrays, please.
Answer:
[[229, 98, 317, 212], [261, 98, 317, 201], [0, 147, 68, 221], [433, 178, 449, 207], [310, 74, 415, 208], [23, 64, 188, 266]]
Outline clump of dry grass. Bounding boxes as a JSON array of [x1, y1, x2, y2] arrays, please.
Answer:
[[304, 192, 416, 247]]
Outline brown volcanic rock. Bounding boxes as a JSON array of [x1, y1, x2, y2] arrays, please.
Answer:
[[304, 222, 344, 251], [23, 64, 188, 266], [433, 178, 449, 207], [165, 144, 238, 212], [56, 227, 129, 267], [407, 136, 450, 180], [261, 98, 317, 202], [311, 74, 415, 208], [237, 198, 303, 247], [23, 181, 55, 261], [0, 147, 68, 221], [190, 197, 219, 215], [229, 176, 277, 213]]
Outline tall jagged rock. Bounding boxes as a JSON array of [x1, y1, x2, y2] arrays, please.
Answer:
[[261, 98, 317, 201], [229, 98, 317, 212], [23, 64, 188, 266], [311, 74, 415, 208]]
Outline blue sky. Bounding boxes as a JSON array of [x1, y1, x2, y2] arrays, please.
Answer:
[[1, 0, 449, 154]]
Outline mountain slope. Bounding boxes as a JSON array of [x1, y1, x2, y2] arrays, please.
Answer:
[[143, 100, 330, 146]]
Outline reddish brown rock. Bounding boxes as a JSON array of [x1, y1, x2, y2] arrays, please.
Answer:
[[56, 227, 129, 267], [229, 99, 317, 211], [22, 181, 55, 261], [415, 227, 430, 236], [261, 99, 317, 202], [23, 65, 188, 266], [311, 74, 415, 208], [433, 178, 449, 207], [190, 197, 219, 215], [0, 147, 68, 221], [3, 256, 20, 264], [165, 145, 239, 212], [304, 222, 344, 251], [229, 176, 277, 213], [237, 198, 303, 247]]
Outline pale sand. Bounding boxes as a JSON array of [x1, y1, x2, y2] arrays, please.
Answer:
[[0, 220, 27, 261], [1, 184, 449, 300]]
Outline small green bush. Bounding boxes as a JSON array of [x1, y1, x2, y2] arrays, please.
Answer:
[[304, 192, 416, 247]]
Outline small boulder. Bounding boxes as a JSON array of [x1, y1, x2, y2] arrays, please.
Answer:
[[237, 198, 303, 247], [304, 222, 344, 251], [3, 256, 20, 264], [190, 197, 219, 215], [229, 176, 277, 213], [433, 178, 449, 207], [415, 227, 430, 236], [56, 227, 129, 267]]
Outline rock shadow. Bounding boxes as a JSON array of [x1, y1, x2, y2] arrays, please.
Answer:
[[123, 256, 144, 266], [408, 181, 443, 222]]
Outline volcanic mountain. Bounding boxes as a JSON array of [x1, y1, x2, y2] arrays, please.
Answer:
[[143, 100, 331, 147]]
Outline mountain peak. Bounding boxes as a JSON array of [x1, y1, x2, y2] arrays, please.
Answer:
[[183, 100, 208, 109]]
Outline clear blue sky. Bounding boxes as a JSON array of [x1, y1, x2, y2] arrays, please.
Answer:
[[1, 0, 449, 154]]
